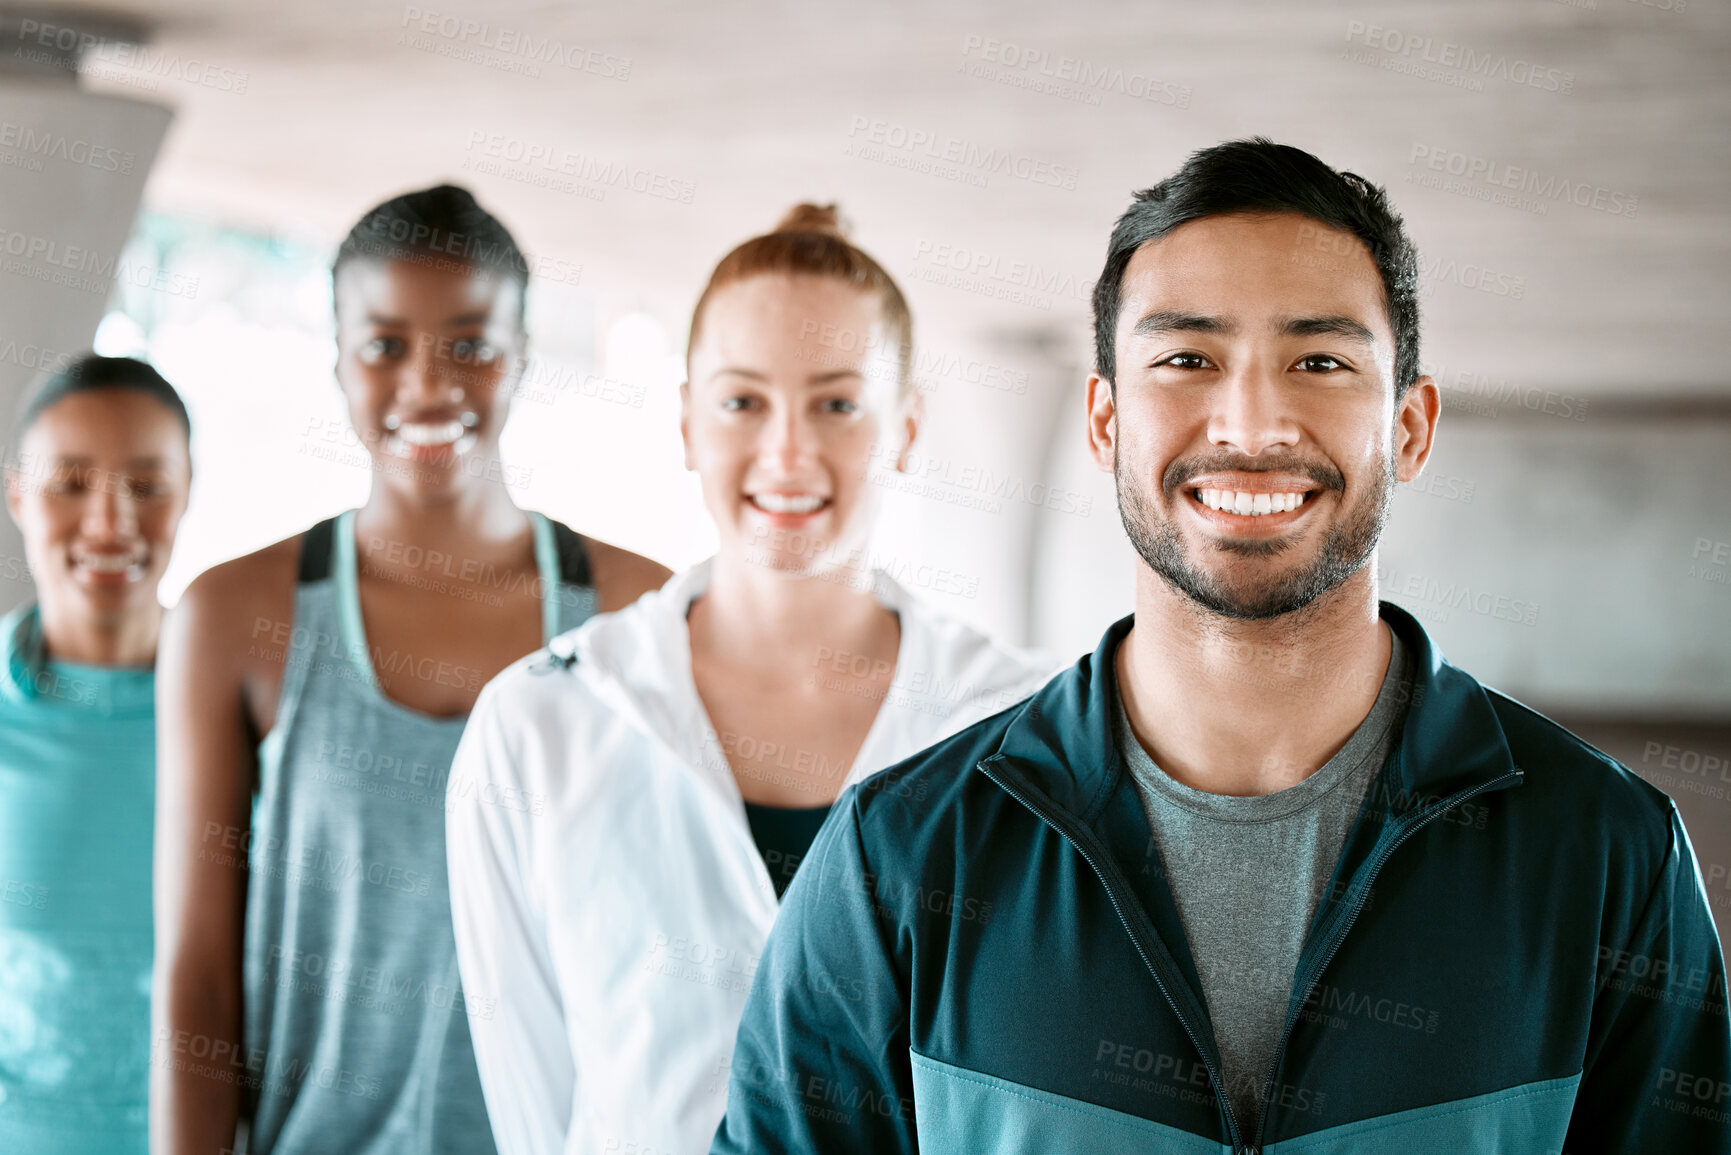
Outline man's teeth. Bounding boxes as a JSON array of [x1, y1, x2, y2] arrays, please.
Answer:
[[752, 493, 825, 514], [393, 420, 467, 447], [1198, 488, 1306, 515]]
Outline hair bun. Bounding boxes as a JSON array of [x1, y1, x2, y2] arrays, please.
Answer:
[[423, 183, 481, 210], [773, 202, 847, 237]]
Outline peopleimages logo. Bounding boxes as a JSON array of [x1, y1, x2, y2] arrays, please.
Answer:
[[0, 227, 200, 299], [1417, 253, 1525, 301], [1379, 563, 1540, 628], [1422, 359, 1590, 422], [958, 36, 1192, 108], [1344, 21, 1575, 94], [845, 116, 1079, 191], [462, 131, 697, 204], [399, 7, 631, 79], [10, 20, 249, 94], [1406, 144, 1638, 218], [0, 121, 135, 174], [911, 239, 1092, 304]]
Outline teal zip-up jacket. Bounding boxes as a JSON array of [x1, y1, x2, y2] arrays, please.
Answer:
[[712, 606, 1731, 1154]]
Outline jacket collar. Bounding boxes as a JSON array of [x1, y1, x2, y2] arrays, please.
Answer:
[[559, 558, 736, 788], [990, 601, 1522, 828], [563, 556, 991, 800], [977, 601, 1524, 1146]]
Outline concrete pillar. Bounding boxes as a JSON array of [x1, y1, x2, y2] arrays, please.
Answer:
[[0, 27, 173, 614]]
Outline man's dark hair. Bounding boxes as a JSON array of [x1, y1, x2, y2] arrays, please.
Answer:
[[1092, 138, 1421, 399], [15, 354, 191, 443], [333, 183, 530, 326]]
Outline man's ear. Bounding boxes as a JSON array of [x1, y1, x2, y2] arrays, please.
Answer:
[[1394, 375, 1440, 484], [1086, 372, 1118, 474]]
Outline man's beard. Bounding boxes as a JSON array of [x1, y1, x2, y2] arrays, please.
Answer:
[[1115, 448, 1394, 621]]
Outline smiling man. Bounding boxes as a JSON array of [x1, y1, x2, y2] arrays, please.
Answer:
[[711, 139, 1731, 1154]]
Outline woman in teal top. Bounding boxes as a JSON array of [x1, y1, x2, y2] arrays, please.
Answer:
[[152, 185, 669, 1155], [0, 356, 193, 1153]]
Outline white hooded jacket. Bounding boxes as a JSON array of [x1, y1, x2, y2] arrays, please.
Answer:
[[445, 560, 1061, 1155]]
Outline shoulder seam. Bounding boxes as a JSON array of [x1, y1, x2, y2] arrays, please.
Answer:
[[1599, 800, 1682, 1000]]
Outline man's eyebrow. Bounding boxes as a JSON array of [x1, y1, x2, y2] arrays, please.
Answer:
[[1131, 310, 1234, 338], [1278, 314, 1376, 344]]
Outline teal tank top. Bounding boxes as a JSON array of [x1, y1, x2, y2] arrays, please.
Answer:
[[0, 602, 156, 1155], [241, 509, 596, 1154]]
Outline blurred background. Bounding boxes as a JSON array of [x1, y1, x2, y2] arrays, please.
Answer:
[[1, 1, 1728, 929]]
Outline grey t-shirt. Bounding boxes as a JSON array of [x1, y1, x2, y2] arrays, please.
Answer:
[[1111, 628, 1412, 1137]]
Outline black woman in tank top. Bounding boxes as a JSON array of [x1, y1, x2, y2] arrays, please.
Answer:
[[152, 185, 670, 1155]]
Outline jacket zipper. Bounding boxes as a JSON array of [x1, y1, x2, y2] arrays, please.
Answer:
[[1250, 768, 1524, 1151], [983, 756, 1523, 1155], [978, 757, 1251, 1153]]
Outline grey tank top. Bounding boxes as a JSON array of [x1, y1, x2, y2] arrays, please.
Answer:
[[242, 509, 596, 1154]]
